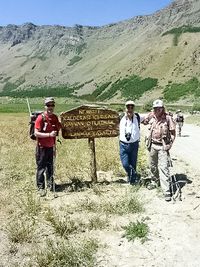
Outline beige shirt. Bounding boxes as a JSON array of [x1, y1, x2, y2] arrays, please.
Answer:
[[148, 113, 176, 143]]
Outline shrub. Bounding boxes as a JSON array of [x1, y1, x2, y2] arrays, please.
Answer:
[[6, 216, 35, 243], [192, 102, 200, 112], [143, 100, 153, 112], [45, 209, 80, 237], [122, 220, 149, 243], [35, 238, 99, 267], [78, 191, 144, 215]]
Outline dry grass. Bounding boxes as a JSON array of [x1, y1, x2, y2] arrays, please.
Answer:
[[0, 114, 148, 266]]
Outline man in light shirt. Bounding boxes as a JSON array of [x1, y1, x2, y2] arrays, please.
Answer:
[[119, 100, 144, 184], [143, 99, 176, 201]]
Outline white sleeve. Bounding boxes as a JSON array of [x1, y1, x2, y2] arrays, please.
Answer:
[[139, 115, 145, 123]]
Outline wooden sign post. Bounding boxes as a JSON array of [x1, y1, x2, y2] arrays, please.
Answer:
[[60, 105, 119, 182], [88, 138, 97, 182]]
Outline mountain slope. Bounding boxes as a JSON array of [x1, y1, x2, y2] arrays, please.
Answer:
[[0, 0, 200, 101]]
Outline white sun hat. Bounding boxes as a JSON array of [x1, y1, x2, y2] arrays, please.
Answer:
[[125, 100, 135, 106], [152, 99, 164, 108]]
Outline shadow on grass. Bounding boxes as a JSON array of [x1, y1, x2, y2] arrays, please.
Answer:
[[55, 176, 139, 193]]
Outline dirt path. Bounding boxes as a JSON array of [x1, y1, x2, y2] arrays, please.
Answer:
[[97, 123, 200, 267], [171, 123, 200, 173]]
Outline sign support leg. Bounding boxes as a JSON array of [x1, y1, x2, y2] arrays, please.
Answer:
[[88, 138, 97, 182]]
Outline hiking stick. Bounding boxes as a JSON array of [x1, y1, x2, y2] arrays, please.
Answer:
[[52, 144, 58, 198], [168, 152, 182, 201], [168, 156, 175, 203], [26, 98, 32, 116]]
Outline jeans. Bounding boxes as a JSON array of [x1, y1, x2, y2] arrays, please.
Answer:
[[36, 146, 54, 189], [120, 141, 139, 183]]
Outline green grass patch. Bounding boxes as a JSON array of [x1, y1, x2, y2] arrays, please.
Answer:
[[122, 220, 149, 243], [98, 75, 158, 101], [68, 56, 82, 66], [163, 77, 200, 102], [76, 43, 87, 54], [192, 102, 200, 112], [162, 25, 200, 46], [0, 85, 78, 98], [80, 75, 158, 101], [0, 103, 78, 113], [79, 82, 112, 101]]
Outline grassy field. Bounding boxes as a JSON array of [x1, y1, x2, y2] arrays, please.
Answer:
[[0, 113, 150, 267], [185, 114, 200, 126], [0, 96, 193, 115]]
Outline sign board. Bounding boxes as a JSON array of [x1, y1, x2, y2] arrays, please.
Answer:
[[60, 105, 120, 139]]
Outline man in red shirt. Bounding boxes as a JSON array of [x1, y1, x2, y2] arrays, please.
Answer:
[[35, 97, 61, 196]]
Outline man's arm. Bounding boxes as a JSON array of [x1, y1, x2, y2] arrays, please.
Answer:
[[35, 128, 57, 138]]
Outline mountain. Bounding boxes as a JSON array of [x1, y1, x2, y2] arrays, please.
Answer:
[[0, 0, 200, 102]]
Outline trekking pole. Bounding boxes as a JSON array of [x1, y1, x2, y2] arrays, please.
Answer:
[[167, 153, 176, 202], [26, 98, 32, 117], [168, 152, 182, 201], [52, 144, 58, 198]]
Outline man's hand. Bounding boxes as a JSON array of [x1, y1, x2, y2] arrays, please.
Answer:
[[163, 143, 172, 151], [49, 131, 57, 137]]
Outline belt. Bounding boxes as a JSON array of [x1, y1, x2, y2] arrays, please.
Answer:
[[152, 141, 163, 146], [120, 140, 139, 145]]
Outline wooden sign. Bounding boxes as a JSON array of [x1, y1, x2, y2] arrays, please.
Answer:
[[60, 105, 120, 139]]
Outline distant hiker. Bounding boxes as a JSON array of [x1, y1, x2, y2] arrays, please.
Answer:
[[143, 99, 176, 201], [35, 97, 61, 197], [167, 110, 174, 118], [119, 100, 144, 185], [175, 110, 184, 137]]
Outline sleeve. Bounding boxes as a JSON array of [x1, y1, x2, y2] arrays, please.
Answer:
[[55, 115, 62, 131], [168, 116, 176, 131], [142, 112, 154, 125], [35, 115, 43, 131], [119, 116, 125, 136], [139, 115, 145, 123]]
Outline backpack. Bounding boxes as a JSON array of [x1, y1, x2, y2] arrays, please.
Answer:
[[135, 113, 140, 129], [29, 111, 46, 140], [176, 114, 184, 123], [122, 112, 140, 128]]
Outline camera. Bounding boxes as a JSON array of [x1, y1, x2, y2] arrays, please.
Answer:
[[125, 132, 131, 141]]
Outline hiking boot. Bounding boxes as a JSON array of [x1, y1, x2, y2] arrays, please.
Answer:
[[38, 189, 46, 197], [164, 194, 172, 202], [147, 181, 157, 190], [48, 183, 58, 192]]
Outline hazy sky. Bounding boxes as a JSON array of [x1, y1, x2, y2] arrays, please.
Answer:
[[0, 0, 173, 27]]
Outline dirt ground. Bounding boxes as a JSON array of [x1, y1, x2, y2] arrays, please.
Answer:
[[95, 123, 200, 267]]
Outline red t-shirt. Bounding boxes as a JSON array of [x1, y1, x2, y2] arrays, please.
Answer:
[[35, 113, 61, 147]]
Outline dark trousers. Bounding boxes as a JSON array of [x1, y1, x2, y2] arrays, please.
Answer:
[[36, 146, 54, 189], [120, 141, 139, 183]]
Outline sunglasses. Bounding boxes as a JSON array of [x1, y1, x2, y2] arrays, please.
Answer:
[[127, 105, 134, 109], [46, 104, 55, 107]]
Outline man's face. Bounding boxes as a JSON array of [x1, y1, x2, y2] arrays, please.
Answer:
[[45, 102, 55, 114], [126, 105, 134, 114], [154, 107, 163, 116]]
